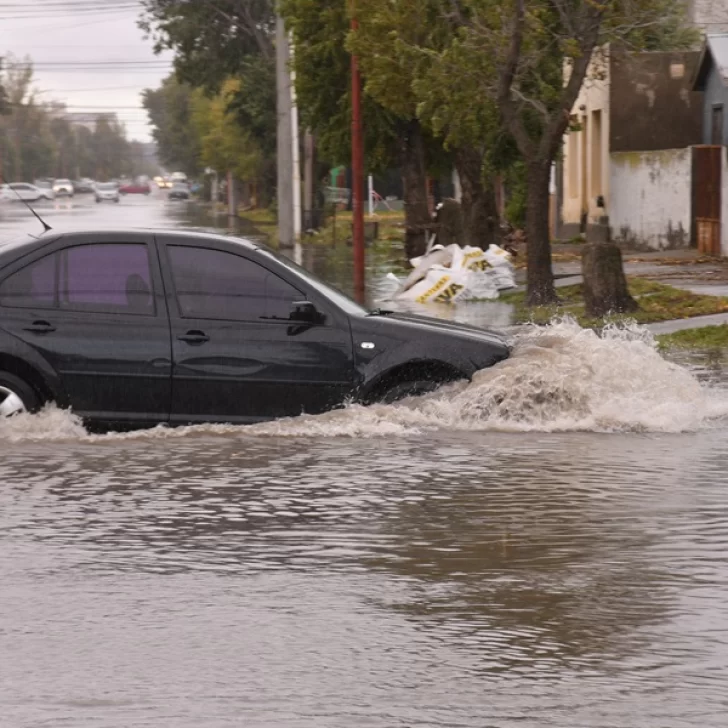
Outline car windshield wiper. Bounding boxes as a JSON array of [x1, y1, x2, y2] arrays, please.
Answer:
[[367, 308, 395, 316]]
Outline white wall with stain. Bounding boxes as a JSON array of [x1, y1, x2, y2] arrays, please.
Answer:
[[610, 149, 692, 250], [722, 148, 728, 256]]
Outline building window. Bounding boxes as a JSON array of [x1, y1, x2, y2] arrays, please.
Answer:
[[591, 109, 603, 199], [567, 131, 579, 199], [711, 105, 724, 146]]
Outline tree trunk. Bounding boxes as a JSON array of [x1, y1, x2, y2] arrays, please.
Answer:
[[582, 243, 638, 318], [525, 161, 557, 305], [454, 146, 499, 249], [435, 198, 464, 247], [400, 120, 431, 260]]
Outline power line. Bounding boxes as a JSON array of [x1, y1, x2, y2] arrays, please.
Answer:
[[18, 61, 172, 66]]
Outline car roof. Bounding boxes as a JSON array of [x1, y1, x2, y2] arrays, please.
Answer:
[[0, 227, 261, 268]]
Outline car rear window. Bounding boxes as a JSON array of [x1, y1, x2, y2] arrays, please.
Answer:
[[59, 243, 154, 315]]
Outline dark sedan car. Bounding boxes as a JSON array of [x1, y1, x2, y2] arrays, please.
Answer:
[[168, 182, 190, 200], [0, 229, 509, 428]]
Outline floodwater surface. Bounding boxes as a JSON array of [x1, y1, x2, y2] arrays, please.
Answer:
[[2, 195, 728, 727]]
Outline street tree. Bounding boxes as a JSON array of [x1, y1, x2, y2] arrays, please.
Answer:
[[424, 0, 695, 306], [350, 0, 521, 250], [140, 1, 277, 201], [142, 76, 202, 177], [191, 79, 264, 189], [282, 0, 442, 258]]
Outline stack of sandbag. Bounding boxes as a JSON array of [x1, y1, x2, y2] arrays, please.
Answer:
[[389, 243, 516, 304]]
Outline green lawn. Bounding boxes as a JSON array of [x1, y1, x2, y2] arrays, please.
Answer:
[[657, 324, 728, 350], [500, 278, 728, 327]]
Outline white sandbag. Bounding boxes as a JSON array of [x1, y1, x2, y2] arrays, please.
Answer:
[[484, 243, 514, 269], [396, 265, 471, 304], [451, 245, 489, 273], [488, 266, 517, 290], [460, 269, 500, 300], [399, 246, 456, 294], [392, 242, 515, 303]]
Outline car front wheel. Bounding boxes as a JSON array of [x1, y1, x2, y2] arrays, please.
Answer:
[[378, 379, 442, 404], [0, 371, 40, 417]]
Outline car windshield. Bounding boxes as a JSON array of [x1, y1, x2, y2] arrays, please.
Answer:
[[256, 246, 368, 316], [97, 183, 116, 190], [56, 179, 71, 185]]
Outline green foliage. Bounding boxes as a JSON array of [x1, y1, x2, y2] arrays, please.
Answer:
[[139, 0, 275, 91], [504, 161, 527, 228], [281, 0, 404, 171], [191, 79, 263, 182], [140, 1, 277, 193], [142, 75, 201, 176]]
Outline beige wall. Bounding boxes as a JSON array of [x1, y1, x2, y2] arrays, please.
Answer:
[[561, 48, 611, 235], [689, 0, 728, 34]]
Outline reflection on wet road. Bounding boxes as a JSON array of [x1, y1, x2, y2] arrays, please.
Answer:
[[3, 431, 728, 727], [2, 194, 728, 727]]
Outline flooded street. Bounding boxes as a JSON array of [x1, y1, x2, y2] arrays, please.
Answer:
[[2, 195, 728, 727]]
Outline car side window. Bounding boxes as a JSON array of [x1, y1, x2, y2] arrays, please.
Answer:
[[168, 245, 302, 321], [59, 243, 155, 315], [0, 253, 57, 309]]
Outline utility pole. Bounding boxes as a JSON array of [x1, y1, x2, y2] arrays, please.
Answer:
[[303, 130, 314, 231], [276, 12, 294, 248], [350, 2, 365, 302], [289, 32, 302, 244]]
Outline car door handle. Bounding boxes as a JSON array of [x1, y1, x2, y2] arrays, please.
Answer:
[[23, 320, 56, 334], [177, 330, 210, 345]]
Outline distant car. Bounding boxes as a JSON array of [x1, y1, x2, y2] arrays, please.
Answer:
[[0, 183, 54, 203], [168, 182, 190, 200], [52, 179, 74, 197], [73, 179, 95, 194], [94, 182, 120, 204], [119, 182, 151, 195]]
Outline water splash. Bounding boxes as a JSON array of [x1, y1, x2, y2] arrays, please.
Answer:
[[2, 319, 727, 442]]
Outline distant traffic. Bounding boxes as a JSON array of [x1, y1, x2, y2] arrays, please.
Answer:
[[0, 173, 193, 205]]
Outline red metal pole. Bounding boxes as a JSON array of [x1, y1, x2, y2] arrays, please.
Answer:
[[351, 8, 365, 303]]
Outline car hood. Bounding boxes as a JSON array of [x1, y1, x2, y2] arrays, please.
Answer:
[[367, 311, 509, 346]]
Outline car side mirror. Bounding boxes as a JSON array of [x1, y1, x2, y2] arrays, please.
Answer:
[[289, 300, 323, 324]]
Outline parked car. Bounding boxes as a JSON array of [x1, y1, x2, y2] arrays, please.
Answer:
[[0, 183, 54, 203], [0, 229, 509, 428], [119, 182, 151, 195], [168, 182, 190, 200], [52, 178, 74, 197], [94, 182, 120, 204], [73, 179, 95, 194]]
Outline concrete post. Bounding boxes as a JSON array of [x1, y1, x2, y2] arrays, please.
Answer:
[[276, 13, 294, 248]]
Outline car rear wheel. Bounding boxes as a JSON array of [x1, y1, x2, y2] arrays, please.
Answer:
[[378, 379, 442, 404], [0, 372, 40, 417]]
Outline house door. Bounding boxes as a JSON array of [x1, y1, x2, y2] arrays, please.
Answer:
[[693, 145, 722, 256], [712, 105, 724, 146]]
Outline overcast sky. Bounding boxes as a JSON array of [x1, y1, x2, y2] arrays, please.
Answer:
[[3, 0, 174, 142]]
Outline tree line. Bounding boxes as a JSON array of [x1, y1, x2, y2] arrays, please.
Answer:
[[139, 0, 697, 307], [0, 55, 157, 183]]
